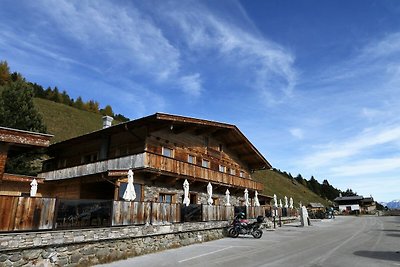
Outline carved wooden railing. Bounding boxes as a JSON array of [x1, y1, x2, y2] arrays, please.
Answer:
[[144, 152, 263, 191]]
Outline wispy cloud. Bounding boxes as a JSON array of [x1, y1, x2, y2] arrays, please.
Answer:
[[289, 128, 304, 140], [301, 125, 400, 168], [178, 74, 203, 97], [158, 1, 297, 105], [35, 0, 181, 78], [330, 157, 400, 177]]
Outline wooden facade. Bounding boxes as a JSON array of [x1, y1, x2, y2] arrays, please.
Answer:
[[36, 113, 271, 204], [0, 195, 268, 232], [0, 126, 52, 196]]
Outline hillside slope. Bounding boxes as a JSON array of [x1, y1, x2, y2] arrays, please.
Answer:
[[253, 169, 330, 207], [34, 98, 112, 143]]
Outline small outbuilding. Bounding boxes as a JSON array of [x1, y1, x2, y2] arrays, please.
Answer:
[[307, 202, 325, 213]]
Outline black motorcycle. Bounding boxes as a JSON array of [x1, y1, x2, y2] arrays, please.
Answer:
[[228, 214, 264, 239]]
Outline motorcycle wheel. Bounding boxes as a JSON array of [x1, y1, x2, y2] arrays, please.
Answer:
[[227, 227, 235, 237], [252, 229, 263, 239], [229, 228, 239, 238]]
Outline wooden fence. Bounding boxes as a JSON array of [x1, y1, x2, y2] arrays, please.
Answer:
[[0, 196, 56, 232], [0, 196, 273, 232]]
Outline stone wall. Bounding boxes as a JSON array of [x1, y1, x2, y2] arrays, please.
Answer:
[[0, 221, 228, 267]]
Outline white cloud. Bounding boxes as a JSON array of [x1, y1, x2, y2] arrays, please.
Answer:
[[161, 2, 297, 105], [289, 128, 304, 139], [178, 73, 203, 97], [330, 157, 400, 177], [40, 1, 181, 77], [360, 32, 400, 59], [301, 125, 400, 168]]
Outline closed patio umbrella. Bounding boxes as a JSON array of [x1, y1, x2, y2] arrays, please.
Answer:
[[123, 169, 136, 201], [30, 178, 38, 197], [254, 191, 260, 207], [183, 179, 190, 206]]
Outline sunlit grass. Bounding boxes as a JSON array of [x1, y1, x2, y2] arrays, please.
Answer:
[[253, 169, 330, 207]]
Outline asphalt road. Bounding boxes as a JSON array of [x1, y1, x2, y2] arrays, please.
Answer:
[[96, 216, 400, 267]]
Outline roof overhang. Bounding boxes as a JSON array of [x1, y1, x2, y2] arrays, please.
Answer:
[[47, 113, 272, 170], [0, 126, 53, 150]]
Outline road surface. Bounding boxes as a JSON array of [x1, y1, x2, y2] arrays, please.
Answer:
[[96, 216, 400, 267]]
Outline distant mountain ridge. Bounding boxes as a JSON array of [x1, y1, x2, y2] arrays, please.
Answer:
[[380, 199, 400, 209]]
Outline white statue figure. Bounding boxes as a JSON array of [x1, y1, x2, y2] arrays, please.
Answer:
[[207, 182, 213, 206], [284, 196, 288, 208], [30, 178, 38, 197], [225, 189, 231, 206], [244, 188, 250, 207], [279, 199, 283, 208], [273, 194, 278, 208], [123, 169, 136, 201], [183, 179, 190, 206], [254, 191, 260, 207], [289, 197, 294, 209], [299, 201, 302, 209]]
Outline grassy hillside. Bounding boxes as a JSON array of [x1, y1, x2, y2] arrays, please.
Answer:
[[253, 169, 330, 207], [34, 98, 115, 143]]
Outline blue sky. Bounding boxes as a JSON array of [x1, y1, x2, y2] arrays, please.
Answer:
[[1, 0, 400, 202]]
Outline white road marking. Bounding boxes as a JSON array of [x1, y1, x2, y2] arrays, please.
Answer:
[[178, 246, 232, 263]]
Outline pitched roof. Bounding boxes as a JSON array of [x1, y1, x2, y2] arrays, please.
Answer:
[[334, 196, 364, 202], [308, 202, 324, 208], [47, 113, 272, 170]]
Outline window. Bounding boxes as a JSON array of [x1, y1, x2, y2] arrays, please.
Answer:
[[188, 154, 196, 164], [230, 168, 236, 175], [119, 183, 142, 201], [219, 165, 226, 173], [240, 171, 244, 178], [159, 193, 174, 203], [218, 144, 223, 152], [212, 197, 220, 205], [190, 193, 197, 204], [81, 153, 98, 164], [162, 147, 173, 158], [202, 159, 209, 168], [57, 159, 67, 169], [204, 136, 209, 147]]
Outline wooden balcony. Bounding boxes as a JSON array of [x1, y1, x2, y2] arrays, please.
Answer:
[[145, 152, 263, 191], [38, 152, 264, 191], [38, 153, 145, 180]]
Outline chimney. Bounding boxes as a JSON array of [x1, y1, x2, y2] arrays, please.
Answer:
[[102, 116, 113, 129]]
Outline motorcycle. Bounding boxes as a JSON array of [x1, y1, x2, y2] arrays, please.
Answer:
[[228, 213, 264, 239]]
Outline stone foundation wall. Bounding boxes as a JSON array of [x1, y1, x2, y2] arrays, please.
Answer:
[[0, 221, 228, 267]]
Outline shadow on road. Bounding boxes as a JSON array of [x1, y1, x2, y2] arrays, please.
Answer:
[[386, 233, 400, 238], [381, 229, 400, 232], [354, 250, 400, 262]]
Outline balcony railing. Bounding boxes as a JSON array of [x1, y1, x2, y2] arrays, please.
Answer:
[[145, 152, 263, 191], [38, 153, 145, 180], [38, 152, 263, 191]]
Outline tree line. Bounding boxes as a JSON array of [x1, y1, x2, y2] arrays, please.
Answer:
[[0, 60, 130, 175], [0, 60, 129, 123], [272, 168, 358, 202]]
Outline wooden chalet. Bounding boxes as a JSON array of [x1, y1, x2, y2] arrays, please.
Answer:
[[0, 126, 52, 196], [38, 113, 272, 206], [334, 195, 377, 214]]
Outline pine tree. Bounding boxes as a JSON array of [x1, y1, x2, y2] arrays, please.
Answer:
[[100, 105, 114, 117], [0, 78, 47, 175], [0, 79, 46, 133], [0, 60, 10, 86], [74, 96, 84, 109]]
